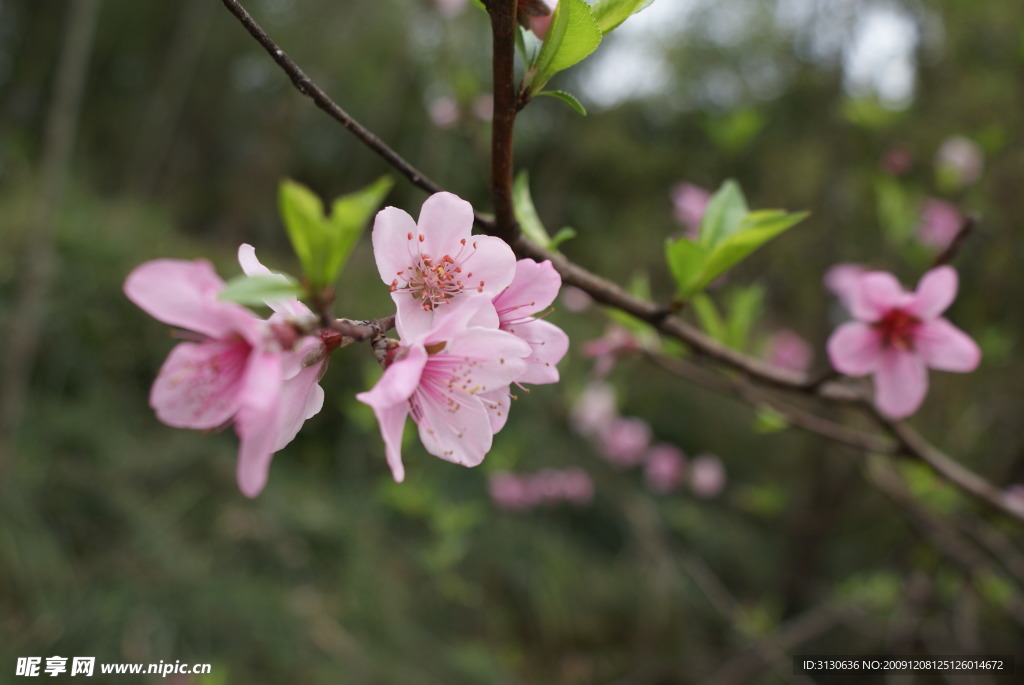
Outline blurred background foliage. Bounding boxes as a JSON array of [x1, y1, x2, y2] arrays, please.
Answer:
[[2, 0, 1023, 682]]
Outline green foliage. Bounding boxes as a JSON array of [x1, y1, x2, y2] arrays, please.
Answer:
[[590, 0, 656, 34], [665, 180, 807, 300], [217, 273, 305, 307], [752, 405, 789, 434], [513, 171, 576, 250], [526, 0, 602, 95], [278, 177, 392, 292], [536, 89, 588, 115]]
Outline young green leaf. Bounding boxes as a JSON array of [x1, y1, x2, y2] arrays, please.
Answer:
[[691, 294, 728, 342], [513, 171, 552, 247], [590, 0, 656, 34], [218, 273, 305, 307], [664, 236, 707, 298], [536, 90, 587, 115], [278, 177, 392, 291], [527, 0, 602, 95], [698, 179, 749, 247], [549, 226, 577, 249], [725, 284, 765, 351], [326, 175, 394, 283]]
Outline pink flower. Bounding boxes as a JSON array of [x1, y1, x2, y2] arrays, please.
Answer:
[[489, 471, 538, 511], [826, 266, 981, 419], [766, 329, 814, 373], [917, 198, 962, 251], [644, 444, 687, 494], [823, 262, 868, 309], [689, 454, 726, 498], [670, 182, 710, 240], [559, 467, 595, 505], [518, 0, 555, 38], [434, 0, 468, 17], [583, 325, 640, 378], [570, 381, 617, 438], [598, 416, 652, 468], [124, 254, 325, 498], [372, 192, 516, 336], [357, 299, 530, 482], [559, 285, 592, 313], [492, 259, 569, 385]]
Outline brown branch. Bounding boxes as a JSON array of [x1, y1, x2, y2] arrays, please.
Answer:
[[328, 315, 395, 342], [486, 0, 521, 245]]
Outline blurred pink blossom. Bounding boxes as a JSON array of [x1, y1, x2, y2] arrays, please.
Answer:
[[881, 145, 913, 176], [670, 182, 710, 240], [644, 444, 687, 494], [427, 96, 460, 129], [489, 471, 538, 511], [582, 325, 640, 378], [560, 467, 595, 505], [690, 454, 726, 498], [935, 135, 983, 187], [435, 0, 468, 17], [826, 266, 981, 418], [766, 329, 814, 373], [599, 416, 652, 468], [570, 381, 617, 438], [489, 468, 593, 510], [1003, 485, 1024, 516], [560, 285, 592, 313], [916, 198, 962, 251]]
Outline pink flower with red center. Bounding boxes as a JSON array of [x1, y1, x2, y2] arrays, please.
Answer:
[[372, 192, 516, 336], [357, 299, 530, 482], [826, 266, 981, 419], [124, 254, 325, 498], [491, 258, 569, 385]]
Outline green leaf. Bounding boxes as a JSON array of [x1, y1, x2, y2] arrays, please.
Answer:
[[666, 182, 807, 300], [278, 177, 392, 290], [513, 171, 551, 247], [698, 179, 749, 247], [591, 0, 656, 35], [528, 0, 602, 95], [537, 89, 587, 115], [326, 175, 394, 282], [549, 225, 577, 248], [725, 284, 765, 351], [753, 405, 789, 434], [217, 273, 304, 306], [691, 294, 727, 342]]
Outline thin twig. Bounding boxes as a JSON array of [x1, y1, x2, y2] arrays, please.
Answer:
[[931, 214, 977, 268]]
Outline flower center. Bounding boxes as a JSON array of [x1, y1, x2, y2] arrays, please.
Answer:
[[389, 235, 484, 311], [875, 308, 921, 351]]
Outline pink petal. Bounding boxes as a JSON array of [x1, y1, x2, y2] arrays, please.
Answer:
[[356, 345, 428, 409], [441, 328, 531, 390], [479, 387, 512, 434], [416, 192, 474, 259], [493, 259, 562, 318], [824, 263, 867, 305], [370, 402, 410, 483], [237, 243, 310, 319], [150, 340, 248, 429], [124, 259, 239, 339], [457, 234, 517, 299], [914, 318, 981, 372], [371, 206, 420, 287], [234, 350, 285, 497], [414, 393, 493, 468], [513, 318, 569, 385], [874, 349, 928, 419], [827, 322, 882, 376], [850, 272, 911, 322], [272, 361, 326, 452], [908, 266, 958, 319]]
